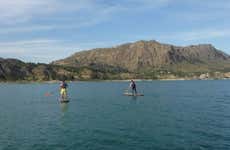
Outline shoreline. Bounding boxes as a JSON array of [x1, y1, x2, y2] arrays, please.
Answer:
[[0, 78, 229, 84]]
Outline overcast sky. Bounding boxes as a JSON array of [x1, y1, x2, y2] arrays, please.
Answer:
[[0, 0, 229, 63]]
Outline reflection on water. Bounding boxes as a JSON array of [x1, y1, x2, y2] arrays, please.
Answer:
[[131, 95, 138, 101], [59, 102, 69, 129], [60, 103, 68, 113]]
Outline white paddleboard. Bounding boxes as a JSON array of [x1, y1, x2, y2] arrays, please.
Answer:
[[123, 93, 144, 96]]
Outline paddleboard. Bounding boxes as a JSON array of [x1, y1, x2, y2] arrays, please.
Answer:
[[123, 93, 144, 96], [60, 100, 69, 103], [59, 97, 69, 103]]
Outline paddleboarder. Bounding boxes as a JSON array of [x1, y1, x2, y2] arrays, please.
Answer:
[[130, 80, 137, 95], [60, 80, 68, 99]]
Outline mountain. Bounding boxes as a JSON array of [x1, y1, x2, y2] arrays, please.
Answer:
[[1, 40, 230, 81], [52, 40, 230, 74]]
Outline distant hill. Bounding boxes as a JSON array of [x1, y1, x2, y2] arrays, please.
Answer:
[[0, 58, 127, 81], [53, 40, 230, 73], [0, 58, 69, 81]]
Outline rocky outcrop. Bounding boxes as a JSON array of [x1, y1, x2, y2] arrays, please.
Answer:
[[53, 40, 230, 72], [0, 58, 75, 81], [0, 58, 127, 81]]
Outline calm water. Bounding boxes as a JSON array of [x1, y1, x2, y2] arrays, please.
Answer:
[[0, 80, 230, 150]]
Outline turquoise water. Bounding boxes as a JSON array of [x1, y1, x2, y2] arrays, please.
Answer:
[[0, 80, 230, 150]]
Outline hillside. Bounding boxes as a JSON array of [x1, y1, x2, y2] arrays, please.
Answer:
[[53, 40, 230, 74], [0, 58, 71, 81], [0, 58, 129, 81]]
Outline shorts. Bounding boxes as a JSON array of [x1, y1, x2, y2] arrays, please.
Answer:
[[60, 88, 67, 95]]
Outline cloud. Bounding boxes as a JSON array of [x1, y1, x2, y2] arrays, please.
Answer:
[[0, 0, 172, 25], [158, 28, 230, 42], [184, 0, 230, 9], [0, 39, 118, 63], [0, 39, 58, 47], [0, 0, 88, 24], [0, 0, 54, 24], [0, 0, 173, 34], [0, 39, 70, 62], [0, 0, 228, 26], [164, 0, 230, 22]]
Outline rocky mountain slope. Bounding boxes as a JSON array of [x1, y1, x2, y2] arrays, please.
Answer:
[[53, 40, 230, 73]]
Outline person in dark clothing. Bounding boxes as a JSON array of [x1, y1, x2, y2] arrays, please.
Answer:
[[130, 80, 137, 95]]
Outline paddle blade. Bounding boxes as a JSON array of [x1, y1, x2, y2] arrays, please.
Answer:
[[44, 93, 52, 97]]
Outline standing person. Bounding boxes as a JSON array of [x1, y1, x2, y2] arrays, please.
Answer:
[[130, 80, 137, 95], [60, 80, 68, 99]]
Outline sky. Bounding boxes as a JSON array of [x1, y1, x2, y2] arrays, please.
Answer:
[[0, 0, 230, 63]]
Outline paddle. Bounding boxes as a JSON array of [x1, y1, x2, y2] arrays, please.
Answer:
[[44, 90, 57, 97]]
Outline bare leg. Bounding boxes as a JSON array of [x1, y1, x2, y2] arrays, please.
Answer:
[[134, 88, 137, 95], [64, 92, 67, 99]]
